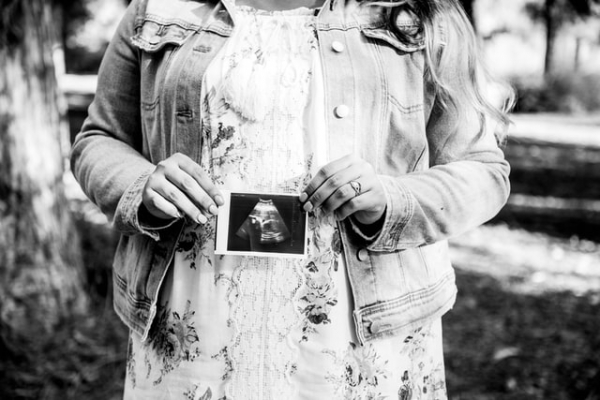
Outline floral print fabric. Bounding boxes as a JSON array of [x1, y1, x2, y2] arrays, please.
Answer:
[[124, 5, 447, 400]]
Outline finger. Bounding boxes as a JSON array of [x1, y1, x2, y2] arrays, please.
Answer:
[[321, 179, 368, 215], [302, 164, 362, 212], [333, 192, 371, 221], [334, 192, 386, 224], [163, 165, 219, 216], [175, 154, 224, 208], [143, 188, 183, 220], [154, 181, 208, 224], [333, 196, 362, 221], [300, 155, 356, 198]]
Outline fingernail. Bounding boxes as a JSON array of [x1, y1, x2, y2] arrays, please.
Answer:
[[215, 194, 224, 206], [175, 211, 183, 219], [299, 192, 308, 203], [196, 213, 207, 224], [303, 201, 313, 212], [208, 204, 218, 216]]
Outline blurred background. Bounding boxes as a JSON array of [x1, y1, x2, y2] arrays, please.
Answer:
[[0, 0, 599, 399]]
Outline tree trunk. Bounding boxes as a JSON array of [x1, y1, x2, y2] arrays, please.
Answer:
[[574, 36, 582, 71], [0, 0, 87, 341], [544, 0, 558, 75]]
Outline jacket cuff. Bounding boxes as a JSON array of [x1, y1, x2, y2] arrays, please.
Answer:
[[137, 205, 180, 234], [366, 175, 414, 251], [347, 215, 384, 242], [113, 168, 177, 240]]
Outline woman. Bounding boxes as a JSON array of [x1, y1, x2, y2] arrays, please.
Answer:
[[71, 0, 513, 398]]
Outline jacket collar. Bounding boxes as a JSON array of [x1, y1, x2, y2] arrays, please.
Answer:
[[137, 0, 423, 51]]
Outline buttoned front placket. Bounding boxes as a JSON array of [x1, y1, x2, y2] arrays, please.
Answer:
[[316, 0, 389, 343]]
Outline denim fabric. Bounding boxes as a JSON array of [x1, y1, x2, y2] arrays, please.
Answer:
[[71, 0, 510, 344]]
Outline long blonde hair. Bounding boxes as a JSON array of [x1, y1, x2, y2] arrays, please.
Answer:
[[368, 0, 515, 137]]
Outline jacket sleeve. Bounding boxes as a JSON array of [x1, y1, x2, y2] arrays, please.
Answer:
[[366, 100, 511, 251], [70, 0, 165, 239]]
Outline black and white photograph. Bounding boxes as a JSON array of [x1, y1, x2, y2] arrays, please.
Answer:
[[215, 191, 308, 257], [1, 0, 600, 399]]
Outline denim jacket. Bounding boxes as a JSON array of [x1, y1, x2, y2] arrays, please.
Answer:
[[71, 0, 510, 345]]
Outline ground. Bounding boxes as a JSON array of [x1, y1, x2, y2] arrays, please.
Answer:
[[446, 225, 600, 400]]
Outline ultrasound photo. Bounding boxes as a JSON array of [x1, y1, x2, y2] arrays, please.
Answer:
[[215, 191, 307, 257]]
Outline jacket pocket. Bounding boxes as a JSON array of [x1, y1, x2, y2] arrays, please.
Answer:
[[375, 17, 426, 172], [131, 19, 196, 108], [384, 90, 427, 173], [398, 246, 430, 291], [132, 18, 197, 53], [389, 92, 424, 119], [398, 241, 452, 291], [417, 240, 453, 281]]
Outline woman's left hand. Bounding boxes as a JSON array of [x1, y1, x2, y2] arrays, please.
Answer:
[[300, 155, 386, 225]]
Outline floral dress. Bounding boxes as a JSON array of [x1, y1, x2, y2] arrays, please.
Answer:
[[124, 5, 447, 400]]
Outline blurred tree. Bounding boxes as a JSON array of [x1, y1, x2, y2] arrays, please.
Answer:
[[526, 0, 600, 75], [0, 0, 88, 345]]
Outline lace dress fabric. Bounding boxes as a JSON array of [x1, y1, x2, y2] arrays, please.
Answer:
[[124, 6, 447, 400]]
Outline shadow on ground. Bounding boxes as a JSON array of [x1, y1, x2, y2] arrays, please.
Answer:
[[445, 267, 600, 400]]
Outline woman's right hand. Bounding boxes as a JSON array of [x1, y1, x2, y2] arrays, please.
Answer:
[[141, 153, 224, 224]]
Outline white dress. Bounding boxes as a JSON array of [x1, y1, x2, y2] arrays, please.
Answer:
[[124, 5, 447, 400]]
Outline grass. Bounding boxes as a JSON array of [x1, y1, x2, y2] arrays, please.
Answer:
[[445, 224, 600, 399], [445, 270, 600, 400], [0, 302, 127, 400]]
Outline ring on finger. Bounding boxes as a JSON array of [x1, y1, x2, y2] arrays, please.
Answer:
[[349, 180, 361, 197]]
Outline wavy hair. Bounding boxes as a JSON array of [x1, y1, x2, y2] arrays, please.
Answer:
[[367, 0, 515, 139]]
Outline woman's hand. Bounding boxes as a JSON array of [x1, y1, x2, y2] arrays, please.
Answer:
[[141, 153, 224, 224], [300, 155, 386, 225]]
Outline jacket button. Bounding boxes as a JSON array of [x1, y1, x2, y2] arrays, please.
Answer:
[[369, 322, 380, 334], [331, 41, 345, 53], [334, 104, 350, 118], [357, 248, 368, 261]]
